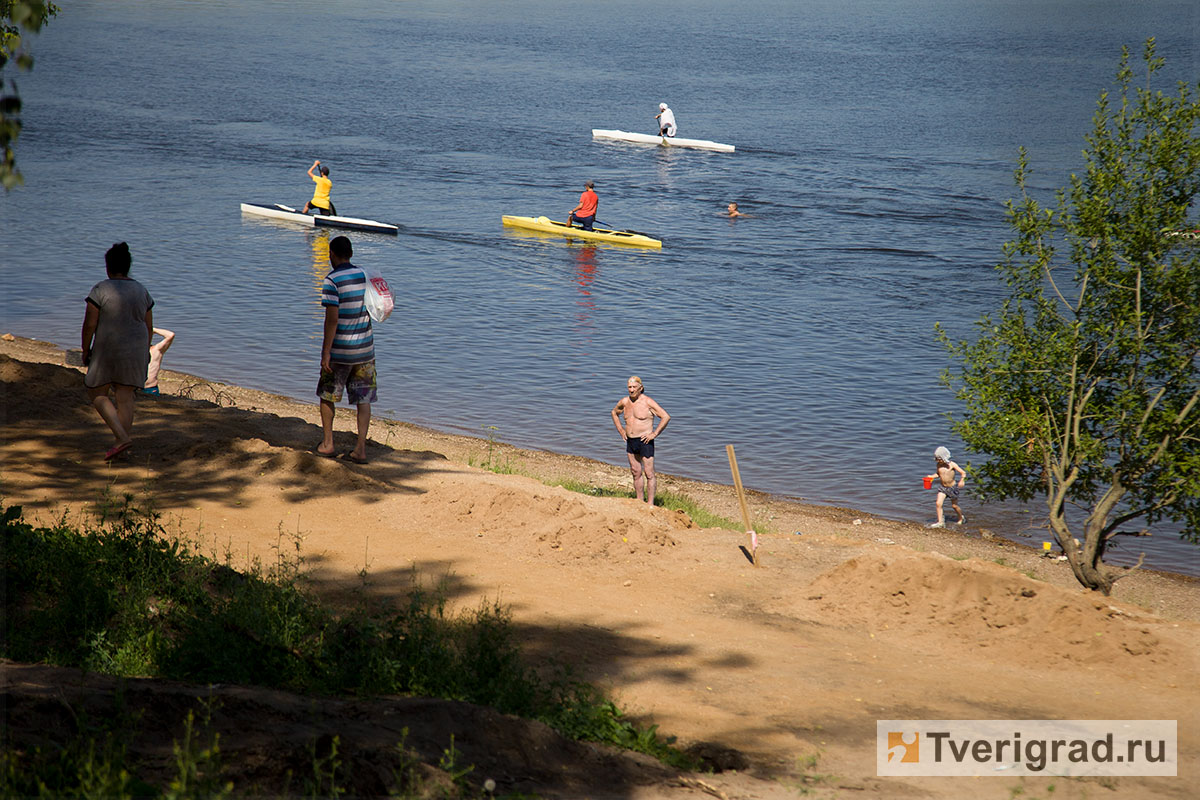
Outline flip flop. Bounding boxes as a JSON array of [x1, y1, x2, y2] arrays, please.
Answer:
[[313, 448, 338, 459], [104, 441, 132, 461], [340, 452, 369, 465]]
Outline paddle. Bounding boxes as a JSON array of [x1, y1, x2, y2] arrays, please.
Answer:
[[596, 220, 656, 238]]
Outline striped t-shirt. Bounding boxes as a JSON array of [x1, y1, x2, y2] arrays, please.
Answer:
[[321, 263, 375, 364]]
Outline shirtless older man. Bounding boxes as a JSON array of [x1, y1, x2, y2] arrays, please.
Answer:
[[611, 375, 671, 505]]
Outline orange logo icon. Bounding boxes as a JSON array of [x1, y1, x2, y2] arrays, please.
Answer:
[[887, 732, 920, 763]]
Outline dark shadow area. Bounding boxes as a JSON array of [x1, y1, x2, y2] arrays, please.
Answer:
[[1, 661, 687, 799], [301, 561, 764, 710], [303, 560, 486, 611], [292, 560, 779, 782], [518, 619, 699, 684], [1, 355, 454, 509]]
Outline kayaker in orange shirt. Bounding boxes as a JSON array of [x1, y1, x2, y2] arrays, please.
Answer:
[[567, 180, 598, 231]]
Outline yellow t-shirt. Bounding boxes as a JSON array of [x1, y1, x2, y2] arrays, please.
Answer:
[[310, 175, 333, 207]]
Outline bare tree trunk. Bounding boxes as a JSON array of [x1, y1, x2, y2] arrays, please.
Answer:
[[1079, 556, 1115, 595], [1046, 467, 1130, 595], [1048, 515, 1091, 590], [1081, 484, 1127, 595], [1050, 511, 1116, 594]]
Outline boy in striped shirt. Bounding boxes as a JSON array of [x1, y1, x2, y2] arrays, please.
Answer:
[[316, 235, 376, 464]]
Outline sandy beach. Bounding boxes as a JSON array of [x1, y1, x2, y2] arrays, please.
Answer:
[[2, 333, 1197, 799]]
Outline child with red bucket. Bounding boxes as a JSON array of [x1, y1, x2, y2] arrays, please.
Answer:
[[925, 446, 966, 528]]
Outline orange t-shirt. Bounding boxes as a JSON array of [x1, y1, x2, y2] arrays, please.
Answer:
[[577, 189, 598, 217]]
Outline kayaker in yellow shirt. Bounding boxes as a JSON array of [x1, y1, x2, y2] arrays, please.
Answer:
[[303, 160, 336, 216]]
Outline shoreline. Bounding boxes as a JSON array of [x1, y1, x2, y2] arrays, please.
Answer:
[[3, 332, 1197, 618], [8, 330, 1191, 580]]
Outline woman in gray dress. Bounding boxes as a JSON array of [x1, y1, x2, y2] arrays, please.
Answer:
[[81, 242, 154, 460]]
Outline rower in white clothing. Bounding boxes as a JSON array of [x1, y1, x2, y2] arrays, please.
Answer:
[[655, 103, 677, 137]]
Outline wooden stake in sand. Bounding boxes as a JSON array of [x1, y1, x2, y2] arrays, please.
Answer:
[[726, 444, 758, 566]]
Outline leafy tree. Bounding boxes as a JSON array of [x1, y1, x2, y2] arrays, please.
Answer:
[[1, 0, 57, 190], [940, 40, 1200, 595]]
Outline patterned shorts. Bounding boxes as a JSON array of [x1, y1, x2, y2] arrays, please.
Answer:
[[317, 360, 377, 405], [937, 483, 960, 500]]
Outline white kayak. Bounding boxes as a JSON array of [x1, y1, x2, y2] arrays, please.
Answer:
[[592, 129, 735, 153], [240, 203, 399, 235]]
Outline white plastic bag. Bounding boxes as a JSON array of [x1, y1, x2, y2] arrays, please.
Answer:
[[361, 266, 394, 323]]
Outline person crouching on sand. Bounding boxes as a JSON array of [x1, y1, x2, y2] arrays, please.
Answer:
[[139, 327, 175, 397], [926, 446, 966, 527]]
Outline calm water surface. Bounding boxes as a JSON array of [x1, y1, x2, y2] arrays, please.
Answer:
[[2, 0, 1196, 575]]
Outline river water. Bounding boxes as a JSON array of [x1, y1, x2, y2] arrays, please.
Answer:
[[2, 0, 1196, 576]]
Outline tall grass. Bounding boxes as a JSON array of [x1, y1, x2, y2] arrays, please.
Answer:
[[466, 425, 521, 474], [1, 499, 696, 796]]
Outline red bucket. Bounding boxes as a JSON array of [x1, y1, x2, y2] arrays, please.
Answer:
[[923, 476, 933, 490]]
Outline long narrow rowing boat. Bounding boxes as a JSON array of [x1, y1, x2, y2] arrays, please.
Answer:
[[501, 215, 662, 249], [240, 203, 399, 235], [592, 129, 735, 153]]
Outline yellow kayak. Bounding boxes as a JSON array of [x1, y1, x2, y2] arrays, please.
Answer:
[[501, 215, 662, 249]]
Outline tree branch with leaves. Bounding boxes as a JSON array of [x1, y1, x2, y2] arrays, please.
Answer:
[[1, 0, 57, 190], [939, 39, 1199, 595]]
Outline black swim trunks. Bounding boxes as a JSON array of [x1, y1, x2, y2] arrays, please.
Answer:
[[626, 436, 655, 458], [568, 213, 595, 231]]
